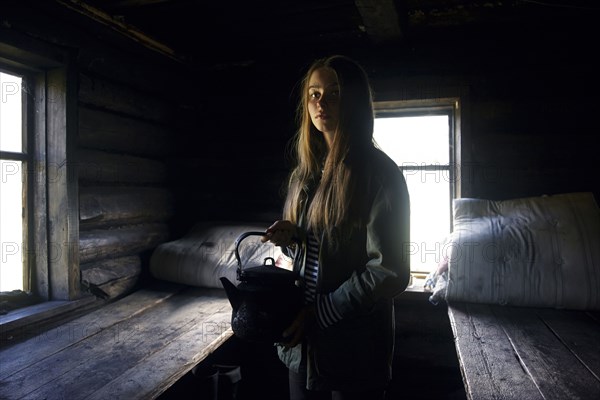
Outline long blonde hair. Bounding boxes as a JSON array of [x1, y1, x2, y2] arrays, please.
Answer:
[[283, 55, 375, 241]]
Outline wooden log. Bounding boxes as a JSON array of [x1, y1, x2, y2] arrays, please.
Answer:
[[80, 256, 141, 285], [92, 274, 140, 300], [80, 255, 142, 299], [76, 45, 185, 97], [79, 73, 172, 123], [79, 223, 169, 264], [78, 106, 173, 157], [79, 186, 174, 229], [76, 149, 167, 184]]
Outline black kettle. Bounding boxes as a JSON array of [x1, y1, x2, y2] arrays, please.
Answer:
[[220, 231, 304, 343]]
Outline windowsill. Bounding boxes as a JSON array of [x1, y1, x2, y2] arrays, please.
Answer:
[[405, 274, 428, 293], [0, 295, 101, 345]]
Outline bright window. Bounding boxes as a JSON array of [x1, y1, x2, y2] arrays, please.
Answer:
[[1, 39, 76, 305], [374, 107, 456, 275], [0, 71, 26, 292]]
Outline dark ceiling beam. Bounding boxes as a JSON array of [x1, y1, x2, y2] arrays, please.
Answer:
[[355, 0, 403, 43], [102, 0, 173, 10], [55, 0, 183, 63]]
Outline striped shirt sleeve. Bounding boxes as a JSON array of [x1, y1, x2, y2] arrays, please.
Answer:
[[315, 293, 343, 329]]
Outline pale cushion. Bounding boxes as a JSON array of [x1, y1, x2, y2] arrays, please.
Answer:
[[445, 192, 600, 309], [150, 221, 282, 289]]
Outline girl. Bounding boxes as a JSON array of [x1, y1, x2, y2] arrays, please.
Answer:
[[263, 55, 410, 400]]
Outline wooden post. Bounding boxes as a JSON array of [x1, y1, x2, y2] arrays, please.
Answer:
[[46, 65, 80, 300]]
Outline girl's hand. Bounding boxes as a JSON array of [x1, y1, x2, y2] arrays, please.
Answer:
[[280, 305, 315, 348], [261, 220, 298, 247]]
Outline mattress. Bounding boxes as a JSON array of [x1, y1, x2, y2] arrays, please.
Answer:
[[150, 221, 283, 289], [444, 192, 600, 309]]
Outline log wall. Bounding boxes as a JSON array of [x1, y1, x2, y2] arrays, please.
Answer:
[[4, 2, 599, 302], [171, 37, 600, 238], [3, 2, 182, 300], [76, 73, 175, 299], [367, 23, 599, 202]]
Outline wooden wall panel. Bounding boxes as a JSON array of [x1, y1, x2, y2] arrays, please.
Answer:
[[76, 73, 177, 299], [79, 74, 172, 124], [78, 107, 172, 157], [80, 187, 174, 229], [77, 149, 168, 185]]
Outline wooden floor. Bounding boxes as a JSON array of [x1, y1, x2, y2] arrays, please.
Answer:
[[159, 291, 466, 399]]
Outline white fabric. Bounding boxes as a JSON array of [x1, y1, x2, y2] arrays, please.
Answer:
[[150, 221, 282, 289], [445, 192, 600, 309]]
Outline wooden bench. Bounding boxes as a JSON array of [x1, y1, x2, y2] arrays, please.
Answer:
[[0, 283, 233, 400], [448, 302, 600, 400]]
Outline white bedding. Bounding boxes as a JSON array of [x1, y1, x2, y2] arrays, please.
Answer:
[[150, 221, 283, 289], [444, 192, 600, 309]]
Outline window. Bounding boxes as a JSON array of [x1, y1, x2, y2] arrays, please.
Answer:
[[374, 99, 460, 276], [0, 37, 78, 306], [1, 71, 27, 292]]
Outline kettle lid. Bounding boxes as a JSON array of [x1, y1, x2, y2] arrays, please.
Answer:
[[235, 231, 301, 283], [238, 258, 298, 285]]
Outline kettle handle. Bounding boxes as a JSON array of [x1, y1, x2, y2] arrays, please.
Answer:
[[234, 231, 266, 270], [234, 231, 301, 273]]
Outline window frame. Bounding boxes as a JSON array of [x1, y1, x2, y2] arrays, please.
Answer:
[[373, 98, 462, 277], [374, 98, 462, 230], [1, 33, 80, 304], [0, 68, 32, 292]]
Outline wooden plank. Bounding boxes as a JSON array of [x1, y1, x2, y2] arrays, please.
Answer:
[[78, 106, 173, 157], [31, 71, 49, 299], [79, 223, 169, 264], [447, 303, 543, 400], [493, 306, 600, 399], [55, 0, 182, 63], [450, 302, 600, 400], [87, 308, 232, 399], [77, 149, 168, 184], [1, 289, 230, 400], [0, 283, 183, 380], [0, 297, 99, 344], [79, 186, 174, 228], [535, 308, 600, 379], [46, 65, 80, 300]]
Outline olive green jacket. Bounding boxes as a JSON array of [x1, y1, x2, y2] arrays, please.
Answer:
[[278, 148, 411, 391]]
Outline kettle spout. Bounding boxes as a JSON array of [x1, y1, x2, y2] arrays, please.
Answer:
[[220, 277, 241, 311]]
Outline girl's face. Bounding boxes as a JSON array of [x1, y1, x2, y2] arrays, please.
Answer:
[[307, 67, 340, 137]]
